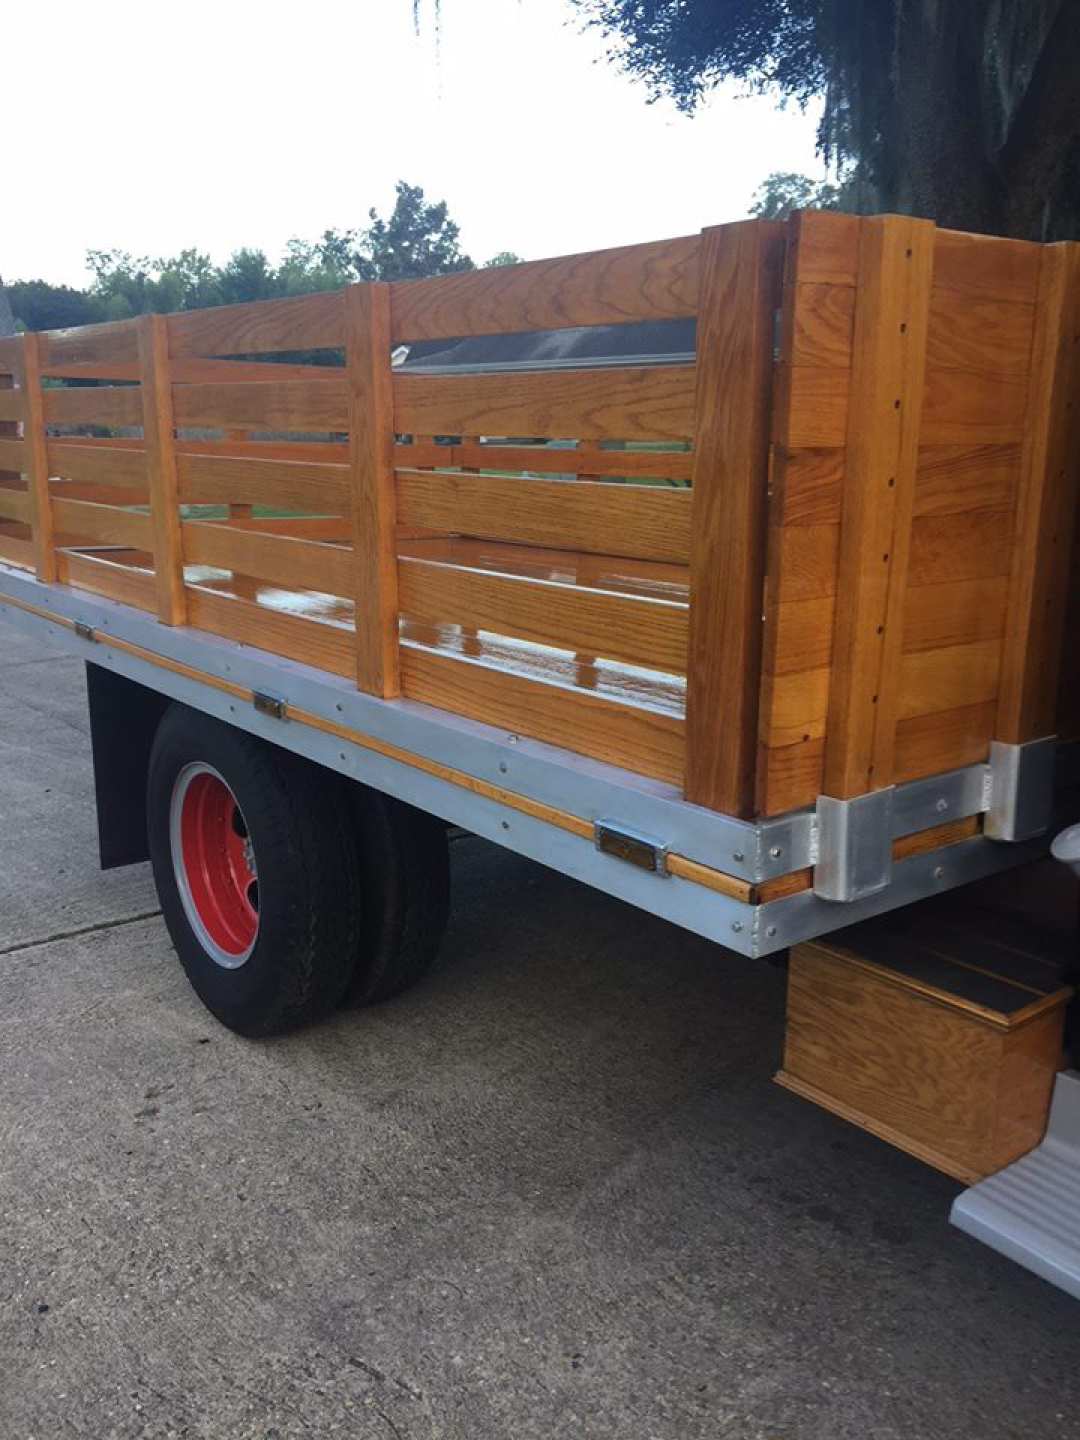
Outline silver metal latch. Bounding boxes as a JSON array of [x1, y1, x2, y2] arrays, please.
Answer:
[[594, 821, 670, 877], [73, 621, 96, 642], [813, 787, 895, 902], [253, 691, 287, 721]]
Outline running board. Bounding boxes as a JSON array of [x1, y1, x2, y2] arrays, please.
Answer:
[[951, 1070, 1080, 1300]]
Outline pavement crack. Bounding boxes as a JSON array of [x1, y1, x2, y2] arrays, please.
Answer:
[[0, 909, 162, 958]]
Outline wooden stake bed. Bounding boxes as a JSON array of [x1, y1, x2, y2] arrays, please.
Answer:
[[1, 209, 1078, 938]]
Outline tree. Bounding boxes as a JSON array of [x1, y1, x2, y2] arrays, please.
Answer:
[[354, 181, 474, 281], [749, 171, 840, 221], [559, 3, 1080, 241], [484, 251, 524, 268]]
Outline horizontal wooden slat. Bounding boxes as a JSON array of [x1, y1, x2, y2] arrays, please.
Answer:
[[52, 497, 153, 550], [902, 576, 1010, 653], [759, 666, 830, 747], [0, 488, 30, 524], [176, 452, 350, 512], [0, 335, 21, 370], [908, 508, 1013, 585], [399, 367, 697, 447], [47, 441, 148, 489], [394, 364, 696, 443], [914, 444, 1020, 516], [186, 585, 353, 676], [55, 550, 156, 610], [0, 389, 25, 423], [401, 440, 694, 482], [933, 230, 1041, 303], [769, 595, 835, 675], [920, 368, 1029, 444], [893, 702, 997, 783], [391, 235, 699, 342], [172, 377, 348, 432], [41, 357, 346, 385], [42, 319, 140, 367], [788, 211, 861, 288], [177, 437, 349, 464], [396, 470, 691, 563], [225, 516, 353, 541], [0, 531, 36, 571], [787, 283, 856, 368], [756, 734, 825, 817], [43, 385, 143, 428], [0, 437, 26, 472], [398, 555, 688, 674], [169, 291, 344, 358], [774, 366, 849, 448], [49, 481, 150, 506], [926, 289, 1035, 375], [182, 521, 354, 596], [774, 522, 841, 600], [400, 642, 684, 785], [898, 638, 1002, 720], [773, 448, 844, 525]]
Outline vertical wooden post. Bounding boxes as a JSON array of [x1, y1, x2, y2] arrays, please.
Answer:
[[20, 333, 57, 583], [822, 215, 934, 797], [138, 313, 186, 625], [996, 242, 1080, 743], [684, 219, 784, 816], [345, 281, 399, 697]]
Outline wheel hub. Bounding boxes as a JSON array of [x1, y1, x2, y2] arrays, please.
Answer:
[[170, 762, 259, 968]]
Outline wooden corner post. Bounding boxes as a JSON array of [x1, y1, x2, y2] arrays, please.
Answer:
[[822, 215, 934, 798], [20, 333, 57, 583], [345, 281, 399, 697], [138, 314, 186, 625], [684, 220, 785, 816], [996, 241, 1080, 744]]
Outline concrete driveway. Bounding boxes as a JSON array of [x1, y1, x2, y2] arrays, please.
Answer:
[[2, 625, 1078, 1440]]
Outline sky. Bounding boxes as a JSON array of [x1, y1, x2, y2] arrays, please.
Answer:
[[5, 0, 824, 288]]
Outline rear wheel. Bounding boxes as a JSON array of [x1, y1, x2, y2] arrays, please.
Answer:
[[345, 787, 450, 1006], [147, 705, 361, 1036]]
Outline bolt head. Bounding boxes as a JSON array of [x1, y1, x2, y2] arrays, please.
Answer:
[[733, 850, 745, 863], [769, 845, 782, 859], [731, 920, 743, 933]]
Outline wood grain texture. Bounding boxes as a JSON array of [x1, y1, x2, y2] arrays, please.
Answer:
[[684, 220, 784, 813], [181, 521, 353, 597], [779, 936, 1068, 1180], [346, 282, 399, 696], [398, 554, 688, 675], [932, 229, 1042, 302], [138, 315, 186, 624], [41, 318, 140, 367], [0, 437, 26, 473], [176, 452, 350, 513], [186, 585, 354, 677], [400, 642, 685, 786], [52, 498, 153, 551], [47, 441, 149, 490], [913, 444, 1020, 517], [403, 440, 693, 483], [389, 234, 700, 341], [919, 368, 1029, 444], [0, 488, 30, 524], [393, 364, 696, 443], [997, 242, 1080, 742], [824, 215, 935, 796], [168, 290, 344, 358], [787, 211, 861, 287], [43, 384, 144, 429], [172, 378, 348, 433], [926, 289, 1035, 374], [0, 388, 25, 423], [893, 702, 998, 782], [55, 551, 157, 611], [396, 470, 691, 564], [19, 334, 58, 582]]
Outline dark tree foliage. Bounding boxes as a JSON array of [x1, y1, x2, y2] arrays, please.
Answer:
[[571, 0, 1080, 239], [749, 170, 840, 219], [7, 182, 508, 332]]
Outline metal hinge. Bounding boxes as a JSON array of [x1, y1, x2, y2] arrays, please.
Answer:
[[594, 821, 670, 877], [73, 621, 96, 642], [253, 691, 287, 720]]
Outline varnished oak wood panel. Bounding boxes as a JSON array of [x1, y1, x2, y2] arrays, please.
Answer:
[[396, 470, 691, 564], [47, 442, 149, 490], [398, 554, 688, 675], [168, 290, 344, 358], [393, 364, 697, 443], [176, 452, 350, 513], [52, 498, 153, 551], [400, 643, 685, 786], [390, 234, 700, 341], [43, 384, 144, 429], [182, 521, 354, 597], [684, 220, 783, 813], [172, 378, 348, 433]]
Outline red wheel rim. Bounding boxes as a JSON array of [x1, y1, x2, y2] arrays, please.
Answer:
[[171, 764, 259, 965]]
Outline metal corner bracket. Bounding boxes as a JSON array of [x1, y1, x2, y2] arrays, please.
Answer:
[[813, 787, 895, 903], [984, 736, 1056, 842]]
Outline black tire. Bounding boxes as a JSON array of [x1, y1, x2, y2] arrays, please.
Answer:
[[147, 705, 362, 1036], [343, 786, 450, 1006]]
